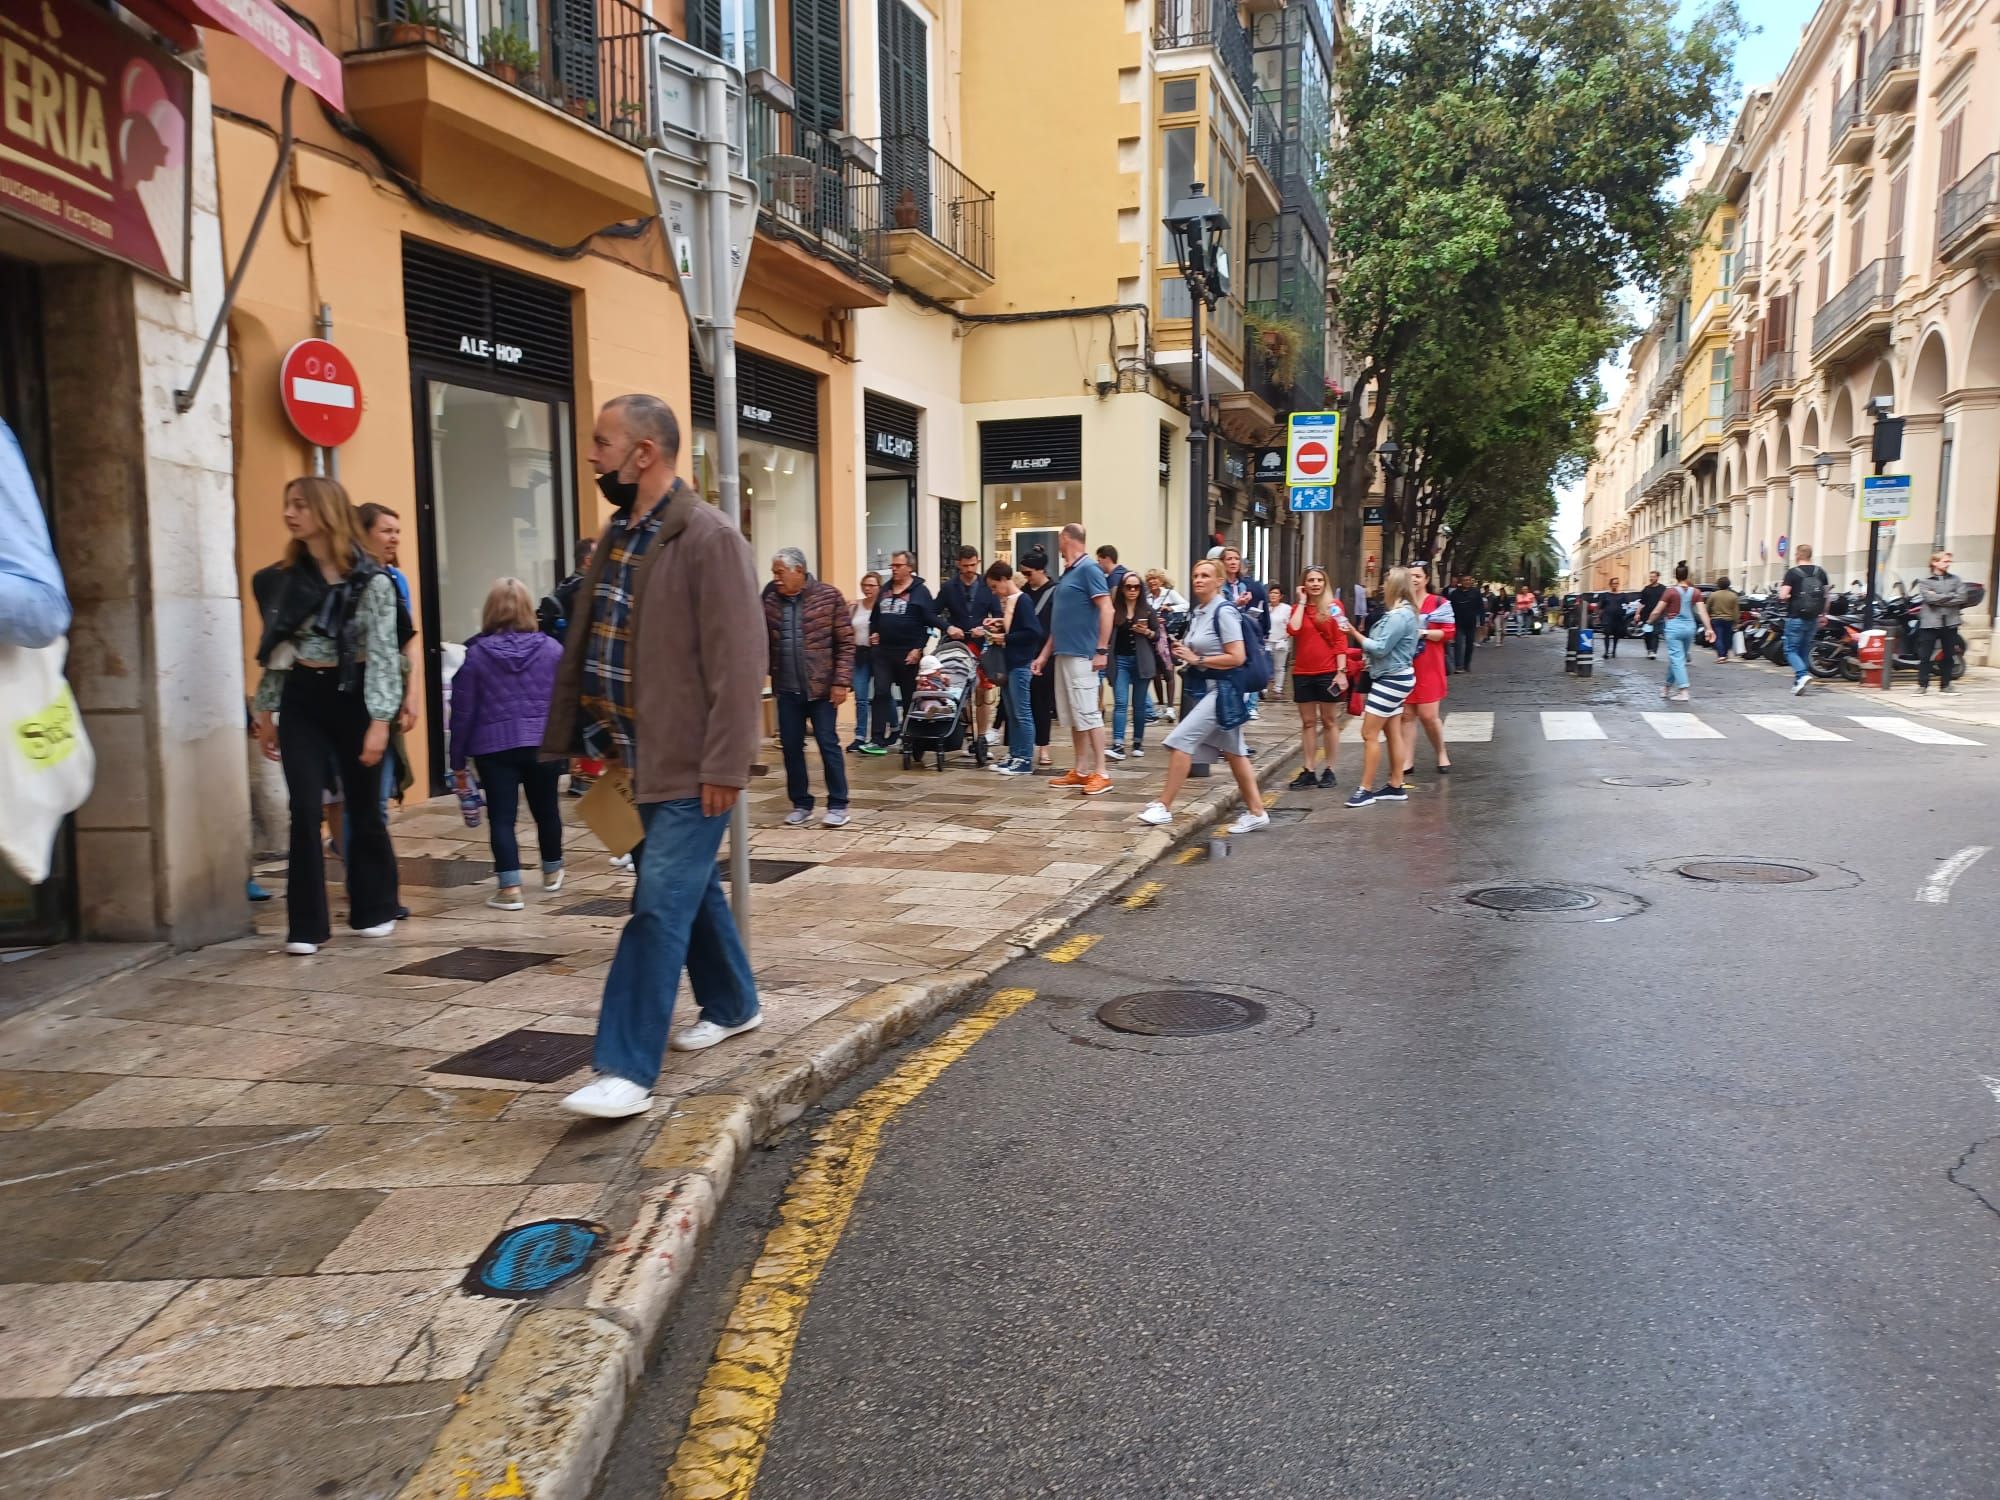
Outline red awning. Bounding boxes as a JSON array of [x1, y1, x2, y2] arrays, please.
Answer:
[[152, 0, 345, 110]]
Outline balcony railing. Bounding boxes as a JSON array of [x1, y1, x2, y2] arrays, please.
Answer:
[[1756, 348, 1794, 396], [875, 134, 993, 280], [1733, 242, 1761, 290], [748, 97, 889, 284], [1250, 95, 1282, 185], [1811, 256, 1900, 357], [1865, 15, 1922, 109], [1154, 0, 1255, 106], [1938, 154, 2000, 258], [367, 0, 663, 143], [1647, 344, 1684, 409], [1722, 387, 1751, 428], [1829, 79, 1869, 162]]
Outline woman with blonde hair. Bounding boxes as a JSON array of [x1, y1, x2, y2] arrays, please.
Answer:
[[448, 577, 567, 910], [1134, 559, 1271, 834], [251, 477, 403, 954], [1284, 565, 1357, 790], [1340, 566, 1420, 808]]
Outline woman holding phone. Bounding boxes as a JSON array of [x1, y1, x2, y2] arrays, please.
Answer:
[[1339, 566, 1420, 808], [1284, 566, 1355, 791]]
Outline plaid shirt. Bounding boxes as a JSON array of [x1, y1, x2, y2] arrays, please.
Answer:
[[579, 489, 676, 761]]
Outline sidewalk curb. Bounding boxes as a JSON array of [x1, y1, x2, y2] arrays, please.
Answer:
[[394, 741, 1300, 1500]]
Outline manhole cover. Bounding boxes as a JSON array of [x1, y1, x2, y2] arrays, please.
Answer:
[[1468, 884, 1600, 913], [558, 897, 630, 918], [392, 947, 564, 982], [1601, 775, 1692, 788], [1096, 990, 1268, 1037], [430, 1027, 595, 1082], [464, 1219, 607, 1298], [1677, 860, 1817, 885]]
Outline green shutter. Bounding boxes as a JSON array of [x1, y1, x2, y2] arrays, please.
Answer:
[[688, 0, 722, 56], [791, 0, 843, 132]]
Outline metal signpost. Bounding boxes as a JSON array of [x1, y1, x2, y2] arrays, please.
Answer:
[[647, 34, 760, 943]]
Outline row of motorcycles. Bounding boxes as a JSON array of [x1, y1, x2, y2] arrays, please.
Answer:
[[1735, 583, 1987, 682]]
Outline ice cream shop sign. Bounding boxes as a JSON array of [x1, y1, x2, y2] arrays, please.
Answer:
[[0, 0, 193, 285]]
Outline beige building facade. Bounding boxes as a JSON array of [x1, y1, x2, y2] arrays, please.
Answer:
[[1578, 0, 2000, 661]]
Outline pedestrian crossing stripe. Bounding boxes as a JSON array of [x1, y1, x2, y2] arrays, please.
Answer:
[[1541, 711, 1606, 741], [1442, 711, 1493, 742], [1850, 715, 1982, 746], [1741, 713, 1848, 741], [1327, 709, 1984, 744], [1641, 712, 1725, 739]]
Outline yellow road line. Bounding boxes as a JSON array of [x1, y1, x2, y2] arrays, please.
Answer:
[[1040, 932, 1101, 963], [1172, 847, 1203, 865], [663, 987, 1037, 1499], [1119, 881, 1164, 910]]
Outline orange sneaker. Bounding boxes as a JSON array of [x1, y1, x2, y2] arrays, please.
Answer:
[[1079, 773, 1114, 796], [1047, 769, 1086, 788]]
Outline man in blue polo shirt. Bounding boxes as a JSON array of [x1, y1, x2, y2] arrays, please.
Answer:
[[1032, 523, 1114, 795]]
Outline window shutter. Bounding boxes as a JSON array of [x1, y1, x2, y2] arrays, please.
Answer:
[[1887, 169, 1907, 263], [688, 0, 723, 54], [1817, 251, 1831, 304], [1848, 206, 1867, 274], [879, 2, 931, 233], [1942, 112, 1964, 190], [791, 0, 843, 132], [549, 0, 599, 115]]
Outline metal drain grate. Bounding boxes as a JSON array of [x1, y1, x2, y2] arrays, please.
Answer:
[[724, 859, 815, 885], [1468, 884, 1600, 913], [430, 1027, 595, 1082], [557, 898, 631, 918], [1264, 807, 1311, 825], [391, 947, 565, 982], [396, 856, 496, 888], [1601, 775, 1691, 789], [1677, 860, 1816, 886], [464, 1219, 607, 1298], [1096, 990, 1268, 1037]]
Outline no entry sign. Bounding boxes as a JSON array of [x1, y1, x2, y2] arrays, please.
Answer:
[[280, 339, 362, 447], [1287, 410, 1340, 487]]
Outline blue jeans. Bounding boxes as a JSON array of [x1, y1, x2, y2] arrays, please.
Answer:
[[473, 746, 563, 887], [1664, 618, 1696, 689], [595, 798, 759, 1089], [1111, 654, 1148, 746], [852, 655, 897, 742], [1005, 664, 1035, 763], [776, 691, 847, 812], [1782, 617, 1815, 682]]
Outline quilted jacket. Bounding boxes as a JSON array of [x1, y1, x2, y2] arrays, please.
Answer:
[[449, 629, 563, 768], [761, 577, 855, 701]]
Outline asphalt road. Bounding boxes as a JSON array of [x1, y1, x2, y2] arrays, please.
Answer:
[[599, 631, 2000, 1500]]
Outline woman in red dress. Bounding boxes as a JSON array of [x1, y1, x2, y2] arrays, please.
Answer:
[[1402, 562, 1457, 777]]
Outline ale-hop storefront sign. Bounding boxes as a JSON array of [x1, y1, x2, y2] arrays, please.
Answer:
[[865, 391, 919, 475], [0, 0, 193, 284]]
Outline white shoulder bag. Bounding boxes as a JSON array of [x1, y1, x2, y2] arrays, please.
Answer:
[[0, 636, 95, 883]]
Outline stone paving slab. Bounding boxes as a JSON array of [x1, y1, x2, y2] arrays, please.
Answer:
[[0, 718, 1291, 1496]]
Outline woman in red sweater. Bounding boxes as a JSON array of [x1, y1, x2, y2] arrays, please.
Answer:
[[1285, 566, 1358, 790], [1402, 562, 1457, 777]]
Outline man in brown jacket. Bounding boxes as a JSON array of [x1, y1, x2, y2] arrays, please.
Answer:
[[762, 547, 855, 827], [543, 394, 767, 1119]]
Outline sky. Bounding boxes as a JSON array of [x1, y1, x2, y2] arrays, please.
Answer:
[[1551, 0, 1824, 556]]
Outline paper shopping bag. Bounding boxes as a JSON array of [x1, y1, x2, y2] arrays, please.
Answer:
[[0, 638, 95, 883], [578, 765, 644, 856]]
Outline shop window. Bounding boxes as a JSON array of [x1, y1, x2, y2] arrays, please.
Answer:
[[692, 433, 819, 575], [992, 482, 1083, 569], [865, 478, 914, 575]]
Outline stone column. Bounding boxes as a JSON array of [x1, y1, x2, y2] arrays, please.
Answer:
[[1942, 390, 1999, 659]]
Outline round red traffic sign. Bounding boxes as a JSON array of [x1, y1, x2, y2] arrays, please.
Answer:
[[1294, 440, 1329, 477], [279, 338, 362, 447]]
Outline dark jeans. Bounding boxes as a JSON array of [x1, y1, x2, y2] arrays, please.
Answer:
[[596, 798, 758, 1089], [1711, 619, 1736, 660], [853, 654, 897, 743], [1454, 631, 1475, 671], [1030, 661, 1055, 748], [777, 691, 848, 811], [473, 745, 563, 886], [870, 646, 919, 745], [1004, 664, 1036, 763], [1917, 626, 1965, 689], [278, 668, 399, 944]]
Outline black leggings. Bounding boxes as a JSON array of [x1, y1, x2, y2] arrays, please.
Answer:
[[279, 668, 399, 944], [1917, 626, 1965, 689], [1030, 662, 1055, 749], [474, 746, 564, 881]]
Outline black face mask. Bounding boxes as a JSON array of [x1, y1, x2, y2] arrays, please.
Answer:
[[596, 444, 642, 509]]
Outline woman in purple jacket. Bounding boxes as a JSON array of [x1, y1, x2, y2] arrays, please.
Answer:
[[450, 578, 567, 910]]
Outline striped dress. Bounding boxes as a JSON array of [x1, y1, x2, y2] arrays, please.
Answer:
[[1360, 603, 1421, 716]]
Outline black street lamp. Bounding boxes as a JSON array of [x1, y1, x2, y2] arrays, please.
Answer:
[[1376, 438, 1404, 539], [1166, 181, 1230, 576]]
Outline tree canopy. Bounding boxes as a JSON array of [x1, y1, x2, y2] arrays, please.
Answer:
[[1323, 0, 1743, 580]]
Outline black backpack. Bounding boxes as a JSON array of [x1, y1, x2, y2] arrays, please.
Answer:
[[1792, 566, 1829, 616]]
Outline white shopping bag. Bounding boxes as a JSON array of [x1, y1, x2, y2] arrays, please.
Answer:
[[0, 637, 95, 884]]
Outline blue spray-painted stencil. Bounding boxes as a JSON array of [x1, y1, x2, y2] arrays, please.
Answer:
[[465, 1218, 608, 1298]]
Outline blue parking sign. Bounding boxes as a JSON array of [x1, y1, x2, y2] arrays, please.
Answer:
[[1288, 485, 1333, 512]]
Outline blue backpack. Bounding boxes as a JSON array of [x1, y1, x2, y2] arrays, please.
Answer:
[[1225, 605, 1273, 693]]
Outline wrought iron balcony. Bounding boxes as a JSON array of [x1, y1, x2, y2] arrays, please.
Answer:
[[1722, 387, 1751, 431], [1939, 154, 2000, 264], [1829, 79, 1870, 166], [1756, 348, 1796, 402], [1811, 256, 1900, 363], [1248, 96, 1282, 211], [748, 96, 890, 301], [1642, 448, 1683, 494], [1733, 242, 1761, 293], [1647, 344, 1684, 411], [1154, 0, 1255, 106], [1864, 14, 1922, 113], [874, 135, 993, 300]]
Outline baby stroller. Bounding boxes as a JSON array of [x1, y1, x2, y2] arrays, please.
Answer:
[[900, 642, 986, 771]]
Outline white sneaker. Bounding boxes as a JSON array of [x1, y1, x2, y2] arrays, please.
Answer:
[[669, 1013, 764, 1052], [487, 889, 524, 911], [357, 921, 396, 938], [1792, 676, 1809, 695], [783, 807, 812, 827], [984, 727, 1004, 745], [543, 869, 565, 892], [1136, 801, 1173, 826], [823, 809, 850, 827], [1105, 745, 1125, 761], [1228, 810, 1272, 834], [1247, 707, 1261, 720], [284, 941, 318, 956], [560, 1074, 654, 1119], [1130, 745, 1146, 758], [609, 853, 635, 871], [1671, 690, 1691, 702]]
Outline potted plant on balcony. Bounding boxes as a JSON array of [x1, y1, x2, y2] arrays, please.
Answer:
[[479, 26, 537, 87], [1244, 310, 1309, 388], [610, 100, 645, 143], [383, 0, 457, 48]]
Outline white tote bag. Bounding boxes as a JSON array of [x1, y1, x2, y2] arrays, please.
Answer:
[[0, 637, 95, 884]]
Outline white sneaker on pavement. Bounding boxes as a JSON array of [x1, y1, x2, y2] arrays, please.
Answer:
[[783, 807, 812, 826], [823, 809, 850, 827], [284, 941, 318, 956], [1228, 810, 1272, 834], [560, 1074, 655, 1119], [487, 890, 524, 911], [610, 853, 635, 871], [543, 869, 565, 892], [1105, 745, 1125, 761], [1136, 801, 1172, 826], [357, 921, 396, 938], [669, 1013, 765, 1052], [1792, 676, 1809, 695]]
